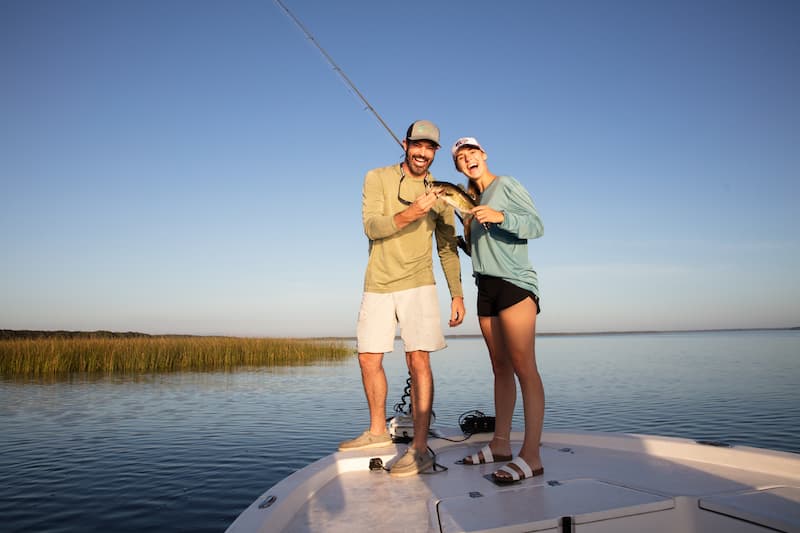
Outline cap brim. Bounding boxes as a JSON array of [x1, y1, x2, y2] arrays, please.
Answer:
[[408, 138, 440, 147]]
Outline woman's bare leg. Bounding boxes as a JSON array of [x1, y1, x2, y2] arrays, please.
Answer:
[[495, 297, 544, 477], [478, 315, 515, 459]]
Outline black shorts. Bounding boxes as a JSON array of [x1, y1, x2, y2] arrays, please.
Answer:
[[476, 274, 541, 317]]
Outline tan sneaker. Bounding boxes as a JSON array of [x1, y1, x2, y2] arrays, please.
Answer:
[[389, 448, 434, 477], [338, 430, 392, 451]]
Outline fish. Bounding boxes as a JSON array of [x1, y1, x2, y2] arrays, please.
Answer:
[[432, 180, 478, 256]]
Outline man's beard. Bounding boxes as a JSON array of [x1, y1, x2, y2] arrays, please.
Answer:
[[405, 153, 432, 177]]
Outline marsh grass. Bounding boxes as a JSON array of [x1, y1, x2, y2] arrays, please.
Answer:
[[0, 336, 354, 377]]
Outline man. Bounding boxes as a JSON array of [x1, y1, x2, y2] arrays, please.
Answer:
[[339, 119, 465, 477]]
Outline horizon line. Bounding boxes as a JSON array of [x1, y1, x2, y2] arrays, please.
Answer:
[[5, 326, 798, 340]]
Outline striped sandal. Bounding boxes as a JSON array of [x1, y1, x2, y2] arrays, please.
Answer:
[[459, 444, 512, 465], [492, 456, 544, 484]]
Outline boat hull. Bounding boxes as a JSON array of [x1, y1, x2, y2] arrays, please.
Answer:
[[227, 430, 800, 532]]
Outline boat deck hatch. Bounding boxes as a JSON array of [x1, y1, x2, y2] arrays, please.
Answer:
[[700, 486, 800, 533], [436, 478, 673, 533]]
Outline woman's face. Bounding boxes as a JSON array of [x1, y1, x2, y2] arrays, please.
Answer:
[[454, 147, 487, 179]]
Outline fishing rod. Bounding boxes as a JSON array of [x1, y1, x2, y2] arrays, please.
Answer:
[[274, 0, 403, 148]]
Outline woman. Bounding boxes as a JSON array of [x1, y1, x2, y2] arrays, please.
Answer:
[[451, 137, 545, 484]]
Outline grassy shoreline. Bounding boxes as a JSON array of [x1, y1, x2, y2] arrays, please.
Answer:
[[0, 333, 354, 376], [2, 326, 796, 377]]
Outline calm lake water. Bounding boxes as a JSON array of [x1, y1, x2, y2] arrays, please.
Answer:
[[1, 330, 798, 532]]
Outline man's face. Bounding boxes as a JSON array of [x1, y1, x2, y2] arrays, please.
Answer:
[[403, 139, 439, 177]]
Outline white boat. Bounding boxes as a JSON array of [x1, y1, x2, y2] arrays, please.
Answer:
[[227, 428, 800, 532]]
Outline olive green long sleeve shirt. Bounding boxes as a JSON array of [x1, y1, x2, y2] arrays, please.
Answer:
[[361, 164, 463, 298]]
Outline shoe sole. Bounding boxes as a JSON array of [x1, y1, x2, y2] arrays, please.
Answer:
[[491, 467, 545, 484], [338, 440, 394, 452], [459, 454, 513, 465], [389, 460, 434, 478]]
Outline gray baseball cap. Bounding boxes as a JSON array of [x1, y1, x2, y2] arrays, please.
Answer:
[[405, 120, 440, 147]]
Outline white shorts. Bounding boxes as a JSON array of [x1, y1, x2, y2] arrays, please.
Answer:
[[356, 285, 447, 354]]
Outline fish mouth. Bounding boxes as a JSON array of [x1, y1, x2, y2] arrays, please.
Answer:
[[431, 181, 477, 212]]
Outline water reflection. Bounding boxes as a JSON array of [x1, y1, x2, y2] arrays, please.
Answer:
[[0, 331, 797, 532]]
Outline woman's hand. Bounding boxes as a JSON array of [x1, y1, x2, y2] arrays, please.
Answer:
[[470, 205, 504, 225]]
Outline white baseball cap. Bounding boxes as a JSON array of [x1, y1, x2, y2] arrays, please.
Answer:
[[451, 137, 484, 157]]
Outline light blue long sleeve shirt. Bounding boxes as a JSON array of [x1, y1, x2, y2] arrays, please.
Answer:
[[470, 175, 544, 297]]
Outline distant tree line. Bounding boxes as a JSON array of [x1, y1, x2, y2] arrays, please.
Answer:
[[0, 330, 156, 340]]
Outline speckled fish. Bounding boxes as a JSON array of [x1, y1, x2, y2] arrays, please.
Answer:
[[432, 180, 478, 256]]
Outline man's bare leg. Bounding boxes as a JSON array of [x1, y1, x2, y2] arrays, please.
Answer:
[[406, 350, 433, 453], [358, 352, 388, 435]]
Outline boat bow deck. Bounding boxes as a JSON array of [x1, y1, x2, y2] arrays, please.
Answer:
[[227, 431, 800, 533]]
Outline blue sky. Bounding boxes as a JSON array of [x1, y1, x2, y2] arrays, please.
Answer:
[[2, 0, 798, 337]]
